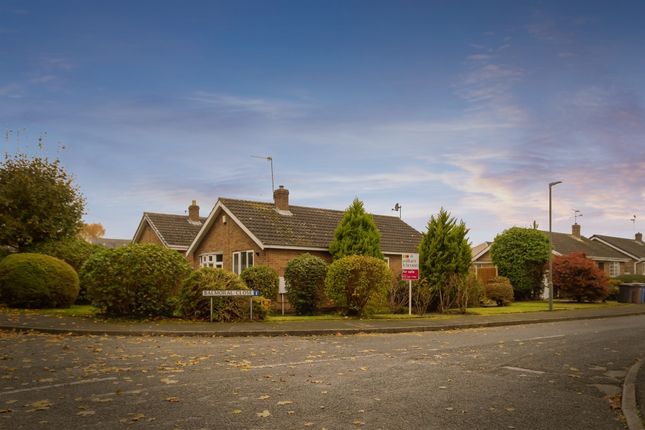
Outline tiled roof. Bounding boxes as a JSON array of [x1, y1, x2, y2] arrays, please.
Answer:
[[145, 213, 206, 248], [220, 198, 422, 253], [471, 241, 491, 260], [542, 230, 628, 260], [592, 234, 645, 259]]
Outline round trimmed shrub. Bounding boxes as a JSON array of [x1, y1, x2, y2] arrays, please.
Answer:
[[30, 237, 103, 303], [485, 276, 514, 306], [240, 265, 279, 300], [80, 244, 191, 317], [0, 253, 79, 308], [176, 268, 267, 321], [325, 255, 391, 316], [284, 253, 328, 315]]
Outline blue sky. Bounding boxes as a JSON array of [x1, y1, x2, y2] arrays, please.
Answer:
[[2, 0, 644, 245]]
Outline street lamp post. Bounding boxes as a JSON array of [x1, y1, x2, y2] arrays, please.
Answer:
[[548, 181, 562, 311]]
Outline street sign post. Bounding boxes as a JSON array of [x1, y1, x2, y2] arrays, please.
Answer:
[[278, 277, 287, 316], [202, 290, 261, 322], [401, 253, 419, 315]]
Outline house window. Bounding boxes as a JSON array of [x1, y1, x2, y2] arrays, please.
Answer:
[[232, 250, 254, 275], [383, 256, 390, 266], [200, 253, 223, 268], [609, 262, 620, 277]]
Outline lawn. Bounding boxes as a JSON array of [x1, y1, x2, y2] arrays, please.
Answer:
[[1, 304, 99, 317], [467, 300, 624, 316]]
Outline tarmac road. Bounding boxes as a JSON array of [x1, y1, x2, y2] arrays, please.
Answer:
[[2, 314, 644, 429]]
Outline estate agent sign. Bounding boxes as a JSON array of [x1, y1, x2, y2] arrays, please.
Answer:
[[402, 253, 419, 281]]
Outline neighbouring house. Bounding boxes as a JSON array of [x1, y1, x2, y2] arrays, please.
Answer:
[[186, 186, 423, 278], [471, 224, 631, 284], [590, 232, 645, 276], [471, 241, 498, 283], [547, 224, 631, 278], [132, 200, 206, 254], [87, 238, 131, 249]]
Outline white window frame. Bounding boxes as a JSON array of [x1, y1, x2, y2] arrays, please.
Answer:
[[383, 256, 390, 265], [232, 250, 254, 275], [609, 261, 620, 277], [199, 253, 223, 268]]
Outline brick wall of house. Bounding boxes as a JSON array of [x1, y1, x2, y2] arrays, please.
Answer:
[[137, 222, 163, 246], [192, 211, 261, 270], [261, 249, 331, 276]]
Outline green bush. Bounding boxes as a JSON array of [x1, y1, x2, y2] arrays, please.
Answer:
[[30, 237, 102, 272], [284, 253, 328, 315], [325, 255, 391, 316], [240, 265, 279, 300], [30, 238, 103, 303], [485, 276, 514, 306], [0, 253, 79, 308], [176, 268, 267, 321], [80, 244, 191, 317], [465, 273, 484, 307]]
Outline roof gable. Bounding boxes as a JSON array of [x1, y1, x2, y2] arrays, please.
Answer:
[[591, 234, 645, 260], [189, 198, 422, 255], [134, 212, 206, 249], [541, 230, 629, 260]]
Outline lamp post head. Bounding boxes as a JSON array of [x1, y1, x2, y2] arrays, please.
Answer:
[[549, 181, 562, 188]]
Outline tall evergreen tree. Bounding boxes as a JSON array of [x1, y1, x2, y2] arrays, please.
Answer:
[[418, 208, 471, 289], [329, 198, 383, 260]]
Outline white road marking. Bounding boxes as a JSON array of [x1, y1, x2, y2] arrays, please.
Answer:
[[502, 366, 545, 375], [514, 334, 565, 342], [0, 377, 118, 396]]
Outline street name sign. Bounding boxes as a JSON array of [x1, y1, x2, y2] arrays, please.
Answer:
[[202, 290, 260, 297]]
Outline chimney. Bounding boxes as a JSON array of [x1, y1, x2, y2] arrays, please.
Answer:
[[572, 223, 581, 238], [636, 232, 643, 242], [188, 200, 200, 223], [273, 185, 289, 211]]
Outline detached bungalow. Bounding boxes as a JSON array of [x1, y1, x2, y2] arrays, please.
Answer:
[[186, 186, 423, 277], [132, 201, 206, 254], [549, 224, 631, 277], [591, 232, 645, 276]]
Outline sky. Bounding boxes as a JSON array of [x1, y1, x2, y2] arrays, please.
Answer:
[[2, 0, 644, 245]]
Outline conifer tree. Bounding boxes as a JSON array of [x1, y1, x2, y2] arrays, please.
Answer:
[[418, 208, 471, 293], [329, 198, 383, 260]]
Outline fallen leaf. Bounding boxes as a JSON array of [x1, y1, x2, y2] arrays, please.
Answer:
[[359, 367, 368, 371], [277, 400, 293, 405], [27, 400, 52, 411], [232, 409, 242, 414], [166, 397, 180, 403], [304, 422, 314, 427], [258, 395, 270, 400], [288, 410, 296, 415], [505, 407, 515, 412], [352, 419, 366, 425], [160, 378, 178, 384], [77, 410, 96, 416], [445, 407, 454, 411], [257, 409, 271, 418], [0, 409, 12, 414]]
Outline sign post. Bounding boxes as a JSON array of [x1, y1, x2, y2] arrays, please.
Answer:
[[401, 253, 419, 316], [202, 290, 261, 321], [278, 277, 287, 316]]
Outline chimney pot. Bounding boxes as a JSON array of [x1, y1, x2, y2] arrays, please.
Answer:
[[572, 223, 581, 238], [273, 186, 289, 211], [636, 232, 643, 242], [188, 201, 200, 223]]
